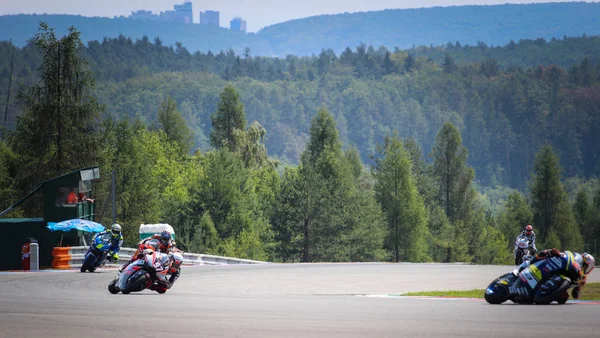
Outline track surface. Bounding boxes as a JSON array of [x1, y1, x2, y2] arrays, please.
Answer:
[[2, 263, 600, 337]]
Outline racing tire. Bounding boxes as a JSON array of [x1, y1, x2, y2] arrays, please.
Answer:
[[556, 291, 569, 305], [80, 254, 95, 273], [485, 273, 514, 304], [515, 251, 523, 266], [534, 278, 571, 305], [108, 279, 119, 294]]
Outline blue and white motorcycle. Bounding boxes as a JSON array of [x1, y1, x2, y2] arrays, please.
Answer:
[[80, 232, 117, 272]]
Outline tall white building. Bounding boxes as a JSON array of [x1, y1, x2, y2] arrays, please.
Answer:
[[230, 17, 247, 33], [200, 10, 220, 27]]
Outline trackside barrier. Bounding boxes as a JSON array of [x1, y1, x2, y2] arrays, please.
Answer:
[[51, 246, 268, 269]]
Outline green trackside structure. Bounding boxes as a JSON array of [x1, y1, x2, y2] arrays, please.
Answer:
[[0, 166, 101, 270]]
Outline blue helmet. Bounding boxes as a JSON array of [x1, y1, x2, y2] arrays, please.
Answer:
[[160, 230, 171, 246]]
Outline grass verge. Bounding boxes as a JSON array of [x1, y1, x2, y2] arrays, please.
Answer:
[[402, 282, 600, 300]]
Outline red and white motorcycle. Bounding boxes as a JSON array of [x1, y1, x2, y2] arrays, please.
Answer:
[[108, 249, 171, 294]]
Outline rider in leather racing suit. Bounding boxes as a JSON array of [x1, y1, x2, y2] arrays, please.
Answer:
[[514, 224, 537, 255], [149, 251, 183, 292], [119, 230, 177, 272], [93, 224, 124, 262], [517, 248, 595, 299]]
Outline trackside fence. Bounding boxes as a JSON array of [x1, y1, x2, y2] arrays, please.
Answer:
[[51, 246, 267, 269]]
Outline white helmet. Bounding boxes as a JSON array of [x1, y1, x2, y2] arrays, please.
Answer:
[[582, 253, 595, 275], [110, 223, 122, 237]]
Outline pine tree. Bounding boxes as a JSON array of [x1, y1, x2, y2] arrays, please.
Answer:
[[372, 134, 430, 262], [210, 85, 246, 150], [442, 53, 457, 74], [11, 23, 103, 184], [531, 145, 583, 250], [430, 122, 480, 261], [573, 187, 594, 252], [157, 96, 192, 155], [430, 122, 475, 223]]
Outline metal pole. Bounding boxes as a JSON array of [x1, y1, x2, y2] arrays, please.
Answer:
[[30, 242, 39, 270], [2, 39, 15, 140], [112, 170, 116, 225]]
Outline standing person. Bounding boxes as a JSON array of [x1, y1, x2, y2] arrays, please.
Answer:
[[21, 238, 31, 270], [515, 224, 537, 254]]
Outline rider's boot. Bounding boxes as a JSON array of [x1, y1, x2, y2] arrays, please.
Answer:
[[118, 261, 129, 272]]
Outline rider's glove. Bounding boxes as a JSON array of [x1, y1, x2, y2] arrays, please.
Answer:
[[549, 248, 561, 257]]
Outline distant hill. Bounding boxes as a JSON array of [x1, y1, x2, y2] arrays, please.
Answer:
[[2, 2, 600, 56], [258, 2, 600, 56]]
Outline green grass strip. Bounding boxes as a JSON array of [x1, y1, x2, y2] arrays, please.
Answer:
[[402, 282, 600, 300]]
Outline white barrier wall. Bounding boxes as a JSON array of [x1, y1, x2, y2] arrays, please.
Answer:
[[53, 246, 268, 269]]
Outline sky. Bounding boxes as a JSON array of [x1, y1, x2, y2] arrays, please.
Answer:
[[0, 0, 596, 32]]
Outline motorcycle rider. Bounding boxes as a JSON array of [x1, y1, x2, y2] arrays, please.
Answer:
[[517, 248, 595, 299], [119, 230, 177, 272], [150, 251, 183, 292], [514, 224, 537, 255], [92, 224, 124, 262]]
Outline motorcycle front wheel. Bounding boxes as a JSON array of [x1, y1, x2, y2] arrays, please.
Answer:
[[514, 250, 523, 266], [485, 273, 515, 304], [80, 253, 96, 272], [108, 276, 119, 294], [121, 273, 149, 295]]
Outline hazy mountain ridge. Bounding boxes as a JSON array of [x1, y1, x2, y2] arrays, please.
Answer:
[[2, 2, 600, 56]]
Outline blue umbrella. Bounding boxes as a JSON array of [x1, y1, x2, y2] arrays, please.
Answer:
[[47, 219, 105, 233]]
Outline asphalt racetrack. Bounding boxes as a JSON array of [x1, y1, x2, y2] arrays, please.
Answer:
[[2, 263, 600, 337]]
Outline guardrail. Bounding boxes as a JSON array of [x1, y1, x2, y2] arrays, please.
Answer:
[[51, 246, 268, 269]]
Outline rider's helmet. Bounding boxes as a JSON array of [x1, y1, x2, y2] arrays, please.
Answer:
[[582, 253, 596, 275], [160, 230, 171, 247], [110, 224, 122, 238], [169, 252, 183, 270], [525, 224, 533, 236]]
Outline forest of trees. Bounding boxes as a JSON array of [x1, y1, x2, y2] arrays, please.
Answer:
[[2, 24, 600, 264], [3, 32, 600, 190]]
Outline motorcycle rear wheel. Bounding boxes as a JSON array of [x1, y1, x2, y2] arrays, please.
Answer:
[[534, 277, 571, 305]]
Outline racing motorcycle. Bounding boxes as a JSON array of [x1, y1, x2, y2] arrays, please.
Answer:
[[108, 249, 171, 294], [514, 237, 532, 265], [80, 232, 117, 272], [485, 251, 578, 305]]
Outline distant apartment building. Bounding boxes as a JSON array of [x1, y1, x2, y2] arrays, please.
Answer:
[[200, 10, 220, 27], [230, 17, 247, 33], [160, 1, 193, 24], [129, 1, 193, 24], [130, 10, 158, 20]]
